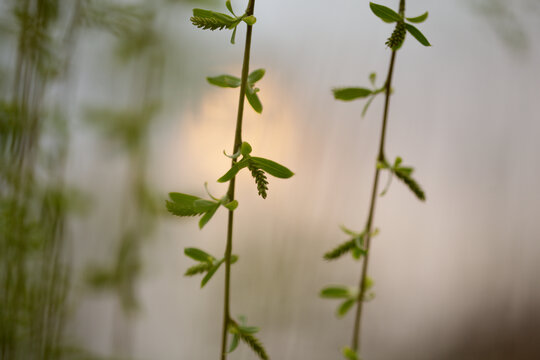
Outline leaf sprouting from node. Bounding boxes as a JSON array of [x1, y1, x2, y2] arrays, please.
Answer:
[[207, 74, 241, 88], [166, 188, 239, 229], [404, 23, 431, 47], [190, 8, 237, 30], [333, 87, 372, 101], [407, 11, 428, 24], [369, 2, 403, 23]]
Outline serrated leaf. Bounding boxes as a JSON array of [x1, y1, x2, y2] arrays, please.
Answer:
[[406, 11, 428, 23], [191, 9, 238, 31], [320, 285, 351, 299], [198, 203, 219, 229], [248, 69, 265, 84], [184, 247, 214, 263], [251, 157, 294, 179], [337, 298, 356, 317], [201, 258, 224, 287], [194, 199, 219, 212], [369, 2, 403, 23], [333, 87, 372, 101], [394, 169, 426, 201], [207, 74, 241, 88], [228, 334, 239, 353], [404, 23, 431, 46], [166, 193, 203, 216], [246, 86, 263, 113], [243, 15, 256, 25], [192, 8, 236, 24]]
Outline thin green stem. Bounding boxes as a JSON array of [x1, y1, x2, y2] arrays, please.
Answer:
[[351, 0, 404, 351], [220, 1, 256, 359]]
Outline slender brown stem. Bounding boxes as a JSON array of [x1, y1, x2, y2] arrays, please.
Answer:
[[220, 1, 256, 359], [350, 0, 404, 349]]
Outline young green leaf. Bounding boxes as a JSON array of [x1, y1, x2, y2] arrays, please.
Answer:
[[343, 346, 359, 360], [201, 258, 224, 287], [191, 9, 238, 31], [198, 203, 219, 229], [194, 199, 219, 213], [369, 2, 403, 23], [241, 141, 253, 156], [248, 69, 265, 84], [369, 72, 377, 85], [404, 23, 431, 46], [166, 193, 204, 217], [223, 200, 238, 211], [242, 15, 257, 25], [184, 247, 215, 263], [320, 285, 352, 299], [250, 157, 294, 178], [207, 74, 241, 88], [217, 158, 250, 182], [337, 298, 356, 317], [230, 25, 237, 44], [228, 334, 239, 353], [361, 95, 376, 117], [238, 325, 259, 334], [406, 11, 428, 23], [245, 86, 263, 113], [225, 0, 235, 16], [333, 87, 372, 101]]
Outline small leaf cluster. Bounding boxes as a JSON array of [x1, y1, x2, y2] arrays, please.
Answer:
[[332, 72, 385, 117], [228, 316, 269, 360], [343, 347, 360, 360], [323, 225, 367, 261], [166, 186, 238, 229], [218, 142, 294, 199], [369, 2, 430, 49], [183, 247, 238, 287], [190, 1, 257, 44], [208, 68, 265, 113], [320, 277, 375, 318], [377, 156, 426, 201]]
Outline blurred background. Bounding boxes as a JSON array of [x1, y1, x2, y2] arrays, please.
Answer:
[[1, 0, 539, 359]]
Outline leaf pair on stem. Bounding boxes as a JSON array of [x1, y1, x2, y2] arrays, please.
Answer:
[[219, 141, 294, 199], [184, 247, 238, 287], [208, 68, 265, 113], [369, 2, 430, 49]]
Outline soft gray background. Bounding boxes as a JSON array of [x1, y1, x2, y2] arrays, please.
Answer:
[[64, 0, 540, 359]]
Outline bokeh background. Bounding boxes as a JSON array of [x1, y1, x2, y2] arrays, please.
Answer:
[[1, 0, 539, 359]]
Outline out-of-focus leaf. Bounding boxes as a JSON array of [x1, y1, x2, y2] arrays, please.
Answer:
[[333, 87, 372, 101]]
